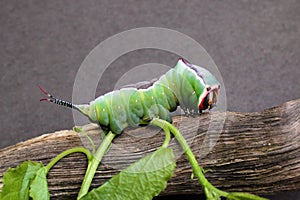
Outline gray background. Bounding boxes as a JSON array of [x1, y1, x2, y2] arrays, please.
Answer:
[[0, 0, 299, 199]]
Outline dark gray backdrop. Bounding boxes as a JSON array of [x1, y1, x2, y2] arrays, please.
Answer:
[[1, 1, 299, 199]]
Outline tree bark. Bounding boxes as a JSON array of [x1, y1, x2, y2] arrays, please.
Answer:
[[0, 99, 299, 199]]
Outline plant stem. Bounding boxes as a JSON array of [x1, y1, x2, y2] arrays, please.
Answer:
[[151, 118, 228, 198], [73, 126, 96, 154], [150, 119, 171, 148], [77, 131, 116, 200], [45, 147, 91, 173]]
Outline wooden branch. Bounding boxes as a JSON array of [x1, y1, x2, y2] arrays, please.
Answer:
[[0, 99, 299, 199]]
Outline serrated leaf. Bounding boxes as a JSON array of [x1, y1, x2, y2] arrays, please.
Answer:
[[29, 167, 49, 200], [227, 192, 268, 200], [81, 147, 176, 200], [0, 161, 43, 200]]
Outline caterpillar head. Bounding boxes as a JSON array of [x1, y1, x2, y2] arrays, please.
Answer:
[[198, 85, 220, 111], [180, 58, 220, 112]]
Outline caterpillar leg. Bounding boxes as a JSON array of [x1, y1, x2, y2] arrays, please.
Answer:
[[140, 105, 172, 124], [109, 118, 127, 135], [157, 104, 172, 124]]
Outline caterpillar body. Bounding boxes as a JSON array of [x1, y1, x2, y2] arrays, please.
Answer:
[[40, 58, 220, 134]]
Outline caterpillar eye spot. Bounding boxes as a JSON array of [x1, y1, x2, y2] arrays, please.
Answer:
[[206, 87, 211, 91]]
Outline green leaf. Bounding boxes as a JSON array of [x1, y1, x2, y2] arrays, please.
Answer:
[[0, 161, 43, 200], [81, 147, 176, 200], [29, 167, 50, 200], [227, 192, 268, 200]]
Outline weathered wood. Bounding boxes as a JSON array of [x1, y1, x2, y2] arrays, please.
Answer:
[[0, 99, 299, 199]]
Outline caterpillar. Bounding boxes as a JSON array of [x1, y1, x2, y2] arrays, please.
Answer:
[[40, 58, 220, 134]]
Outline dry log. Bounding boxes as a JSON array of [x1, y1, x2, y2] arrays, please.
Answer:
[[0, 99, 299, 199]]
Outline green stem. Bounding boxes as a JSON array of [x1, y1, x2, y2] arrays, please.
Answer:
[[151, 118, 228, 198], [150, 119, 171, 148], [45, 147, 91, 173], [74, 126, 96, 155], [77, 131, 116, 200], [162, 128, 171, 148]]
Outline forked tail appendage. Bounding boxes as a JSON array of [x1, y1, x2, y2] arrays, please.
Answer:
[[39, 85, 74, 109]]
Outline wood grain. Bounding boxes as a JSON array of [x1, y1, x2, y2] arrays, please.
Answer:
[[0, 99, 299, 199]]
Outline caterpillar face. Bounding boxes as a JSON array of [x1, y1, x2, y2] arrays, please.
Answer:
[[180, 58, 220, 112], [199, 86, 219, 111]]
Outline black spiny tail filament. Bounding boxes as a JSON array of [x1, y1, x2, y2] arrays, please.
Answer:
[[52, 98, 73, 108], [39, 85, 74, 109]]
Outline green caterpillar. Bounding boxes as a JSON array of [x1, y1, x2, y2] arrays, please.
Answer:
[[40, 58, 220, 134]]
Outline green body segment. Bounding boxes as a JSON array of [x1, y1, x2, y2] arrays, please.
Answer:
[[76, 59, 220, 134]]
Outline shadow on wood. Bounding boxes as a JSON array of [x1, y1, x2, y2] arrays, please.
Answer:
[[0, 99, 299, 199]]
